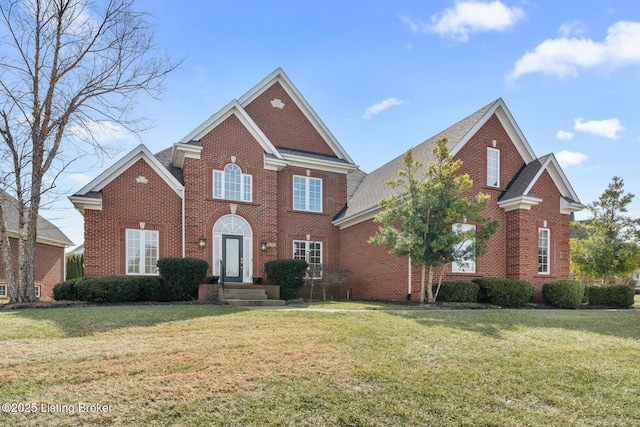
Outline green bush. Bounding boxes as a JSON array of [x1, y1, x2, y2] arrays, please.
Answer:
[[472, 278, 533, 307], [75, 276, 162, 303], [53, 279, 80, 301], [542, 280, 585, 309], [604, 284, 635, 308], [157, 257, 209, 301], [433, 281, 479, 303], [264, 259, 308, 300], [582, 284, 598, 304], [586, 284, 608, 306], [66, 254, 84, 280]]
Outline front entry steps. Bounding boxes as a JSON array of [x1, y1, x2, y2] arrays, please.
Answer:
[[220, 287, 285, 307]]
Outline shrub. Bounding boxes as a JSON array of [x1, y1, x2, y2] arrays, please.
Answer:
[[472, 278, 533, 308], [604, 284, 635, 308], [66, 254, 84, 280], [586, 284, 608, 306], [157, 258, 209, 301], [264, 259, 308, 300], [433, 281, 479, 303], [53, 279, 80, 301], [542, 280, 585, 309], [75, 276, 162, 303]]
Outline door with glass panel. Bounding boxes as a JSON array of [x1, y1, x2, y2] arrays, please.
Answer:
[[222, 235, 242, 282]]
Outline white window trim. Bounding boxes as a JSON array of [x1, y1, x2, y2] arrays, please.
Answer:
[[538, 228, 550, 275], [293, 175, 323, 212], [451, 223, 476, 273], [293, 240, 323, 278], [213, 164, 252, 202], [0, 284, 6, 297], [34, 285, 40, 299], [126, 229, 160, 276], [487, 147, 500, 187]]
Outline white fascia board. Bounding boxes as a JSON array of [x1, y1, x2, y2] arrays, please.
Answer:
[[172, 143, 203, 169], [238, 68, 355, 165], [497, 195, 543, 212], [264, 155, 288, 171], [544, 155, 583, 204], [179, 100, 284, 160], [561, 197, 586, 214], [75, 144, 184, 198], [332, 204, 382, 229], [449, 99, 536, 163], [4, 230, 71, 248], [282, 152, 359, 174], [68, 195, 102, 215]]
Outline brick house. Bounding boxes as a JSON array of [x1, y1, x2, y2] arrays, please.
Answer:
[[1, 191, 74, 301], [69, 69, 583, 301]]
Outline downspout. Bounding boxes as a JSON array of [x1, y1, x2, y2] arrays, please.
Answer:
[[407, 253, 412, 301], [181, 187, 185, 258]]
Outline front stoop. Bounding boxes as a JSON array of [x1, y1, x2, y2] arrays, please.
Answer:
[[220, 287, 285, 307]]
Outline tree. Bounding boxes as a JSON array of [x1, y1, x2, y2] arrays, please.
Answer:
[[570, 176, 640, 283], [0, 0, 178, 302], [369, 137, 499, 303]]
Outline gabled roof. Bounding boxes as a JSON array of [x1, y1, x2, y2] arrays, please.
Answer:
[[69, 144, 185, 215], [178, 68, 356, 171], [498, 153, 584, 213], [1, 190, 73, 247], [333, 98, 582, 228]]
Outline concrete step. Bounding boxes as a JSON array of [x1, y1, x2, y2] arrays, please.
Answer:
[[223, 299, 286, 307], [221, 289, 267, 300]]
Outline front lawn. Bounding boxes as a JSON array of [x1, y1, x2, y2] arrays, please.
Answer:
[[0, 305, 638, 426]]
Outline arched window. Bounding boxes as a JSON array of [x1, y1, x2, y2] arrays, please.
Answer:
[[213, 163, 252, 202]]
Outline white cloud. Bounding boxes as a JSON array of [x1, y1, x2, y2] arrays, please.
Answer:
[[363, 98, 405, 120], [574, 117, 624, 139], [68, 120, 137, 146], [408, 0, 526, 42], [509, 21, 640, 80], [558, 20, 587, 38], [556, 130, 575, 140], [556, 150, 587, 168]]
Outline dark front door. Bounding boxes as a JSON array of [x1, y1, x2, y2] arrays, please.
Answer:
[[222, 235, 243, 282]]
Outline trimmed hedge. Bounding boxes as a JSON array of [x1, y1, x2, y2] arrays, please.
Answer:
[[584, 284, 635, 308], [157, 257, 209, 301], [264, 259, 308, 300], [53, 279, 80, 301], [73, 276, 161, 303], [542, 280, 585, 309], [472, 278, 533, 307], [433, 281, 479, 303]]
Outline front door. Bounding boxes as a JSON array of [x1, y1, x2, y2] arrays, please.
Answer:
[[222, 235, 243, 282]]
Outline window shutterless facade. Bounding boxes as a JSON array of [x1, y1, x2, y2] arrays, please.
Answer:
[[0, 284, 6, 297], [34, 285, 40, 299], [213, 164, 252, 202], [293, 175, 322, 212], [538, 228, 550, 274], [126, 229, 159, 275], [293, 240, 322, 278], [451, 223, 476, 273], [487, 147, 500, 187]]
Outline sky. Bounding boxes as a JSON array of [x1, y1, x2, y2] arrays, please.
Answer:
[[45, 0, 640, 249]]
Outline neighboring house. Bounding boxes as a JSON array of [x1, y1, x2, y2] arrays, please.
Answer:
[[0, 191, 74, 301], [69, 69, 584, 301]]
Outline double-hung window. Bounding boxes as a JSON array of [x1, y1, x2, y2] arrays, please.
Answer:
[[126, 229, 159, 275], [213, 164, 252, 202], [293, 175, 322, 212], [451, 223, 476, 273], [293, 240, 322, 278], [487, 148, 500, 187], [538, 228, 550, 274], [0, 284, 6, 297], [34, 286, 40, 299]]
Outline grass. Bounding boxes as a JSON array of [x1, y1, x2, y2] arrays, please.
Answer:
[[0, 304, 638, 426]]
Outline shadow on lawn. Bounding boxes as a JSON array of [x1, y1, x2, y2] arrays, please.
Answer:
[[388, 309, 640, 341], [5, 303, 244, 338]]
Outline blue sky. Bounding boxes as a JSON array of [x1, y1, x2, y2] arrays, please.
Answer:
[[52, 0, 640, 248]]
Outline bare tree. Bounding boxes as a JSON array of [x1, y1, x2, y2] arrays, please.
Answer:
[[0, 0, 179, 302]]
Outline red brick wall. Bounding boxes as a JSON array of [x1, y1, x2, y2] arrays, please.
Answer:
[[339, 114, 573, 301], [243, 81, 336, 156], [183, 112, 347, 279], [0, 237, 65, 300], [84, 158, 182, 276]]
